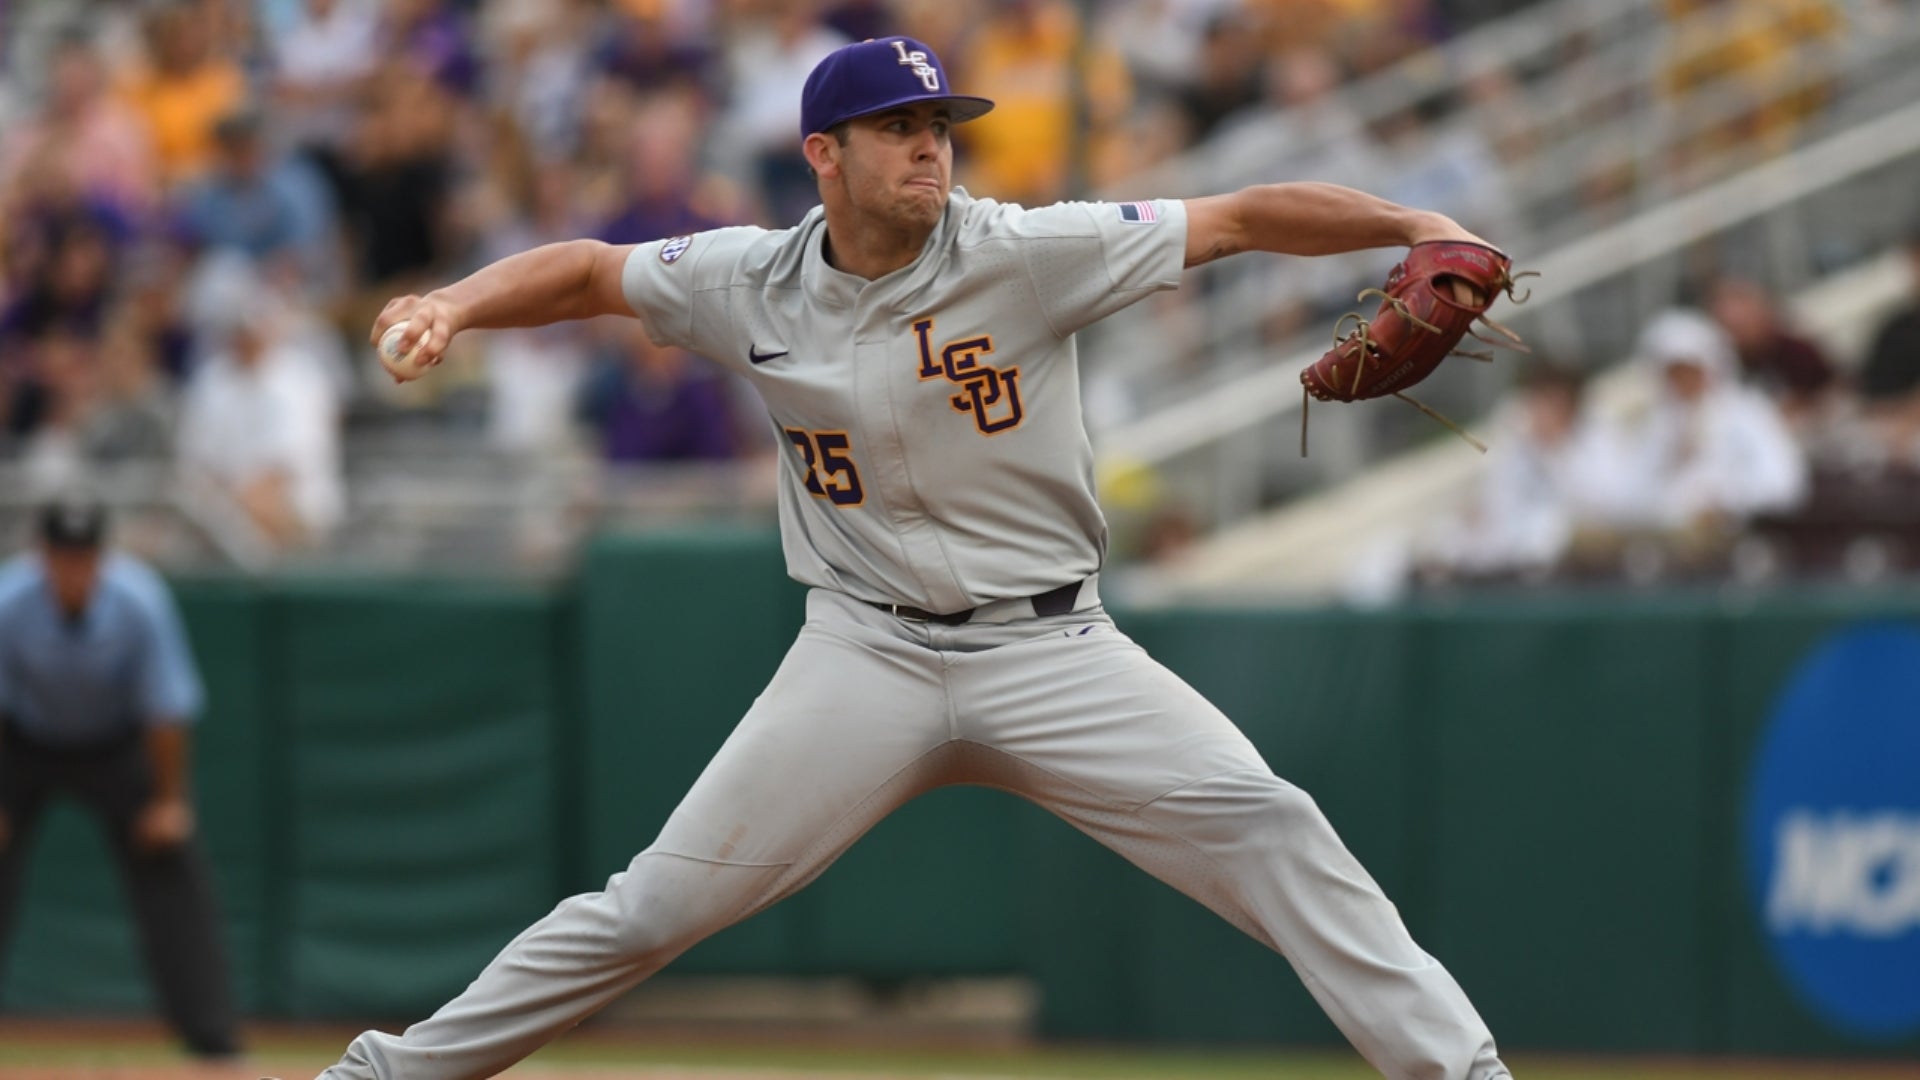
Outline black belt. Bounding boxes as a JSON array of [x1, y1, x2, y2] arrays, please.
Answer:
[[867, 579, 1086, 625], [2, 715, 141, 758]]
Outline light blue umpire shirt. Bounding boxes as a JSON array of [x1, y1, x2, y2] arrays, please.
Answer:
[[0, 551, 205, 748]]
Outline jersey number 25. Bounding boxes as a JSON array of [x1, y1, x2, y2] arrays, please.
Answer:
[[785, 428, 865, 506]]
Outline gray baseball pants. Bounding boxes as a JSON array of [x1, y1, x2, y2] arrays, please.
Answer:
[[320, 588, 1508, 1080]]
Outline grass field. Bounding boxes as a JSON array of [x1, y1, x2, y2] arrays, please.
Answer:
[[2, 1023, 1915, 1080]]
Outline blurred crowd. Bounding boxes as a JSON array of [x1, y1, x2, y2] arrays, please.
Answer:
[[1407, 226, 1920, 590], [0, 0, 1551, 558], [0, 0, 1896, 575]]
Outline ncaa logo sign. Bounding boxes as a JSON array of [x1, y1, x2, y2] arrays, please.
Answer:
[[1745, 624, 1920, 1039]]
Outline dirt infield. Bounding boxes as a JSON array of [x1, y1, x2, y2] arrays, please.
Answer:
[[9, 1058, 1920, 1080], [3, 1019, 1917, 1080], [0, 1060, 929, 1068], [0, 1053, 1038, 1080]]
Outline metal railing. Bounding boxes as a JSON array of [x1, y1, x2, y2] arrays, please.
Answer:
[[0, 453, 777, 575]]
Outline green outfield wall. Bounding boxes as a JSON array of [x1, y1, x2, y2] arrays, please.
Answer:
[[5, 529, 1918, 1060]]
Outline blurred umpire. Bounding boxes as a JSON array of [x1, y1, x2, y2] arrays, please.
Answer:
[[0, 496, 238, 1058]]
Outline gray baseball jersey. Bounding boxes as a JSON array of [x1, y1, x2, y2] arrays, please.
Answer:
[[620, 189, 1182, 613], [318, 192, 1510, 1080]]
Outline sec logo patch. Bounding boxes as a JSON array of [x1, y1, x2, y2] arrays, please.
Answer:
[[660, 235, 693, 264]]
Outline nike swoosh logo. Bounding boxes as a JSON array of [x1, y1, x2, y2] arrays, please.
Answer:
[[749, 345, 789, 365]]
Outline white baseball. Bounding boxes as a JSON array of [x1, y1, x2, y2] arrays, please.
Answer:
[[378, 320, 434, 381]]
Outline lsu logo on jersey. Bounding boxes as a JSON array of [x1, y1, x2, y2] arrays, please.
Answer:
[[892, 40, 940, 91], [912, 317, 1023, 436]]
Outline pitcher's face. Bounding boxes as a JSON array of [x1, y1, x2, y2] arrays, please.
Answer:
[[818, 103, 954, 233]]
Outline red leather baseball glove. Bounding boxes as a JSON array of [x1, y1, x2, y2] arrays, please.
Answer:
[[1299, 240, 1534, 454]]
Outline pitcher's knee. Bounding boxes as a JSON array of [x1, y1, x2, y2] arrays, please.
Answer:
[[1258, 778, 1329, 826], [1142, 770, 1334, 851], [604, 851, 761, 962], [1199, 770, 1329, 827]]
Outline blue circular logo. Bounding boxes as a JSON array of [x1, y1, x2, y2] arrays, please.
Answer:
[[1745, 624, 1920, 1039]]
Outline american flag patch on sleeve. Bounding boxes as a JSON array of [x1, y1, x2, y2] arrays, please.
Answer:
[[1117, 201, 1159, 224]]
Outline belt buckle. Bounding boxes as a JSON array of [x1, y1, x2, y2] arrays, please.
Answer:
[[890, 604, 930, 623]]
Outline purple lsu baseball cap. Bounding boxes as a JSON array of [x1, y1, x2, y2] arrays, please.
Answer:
[[800, 36, 994, 139]]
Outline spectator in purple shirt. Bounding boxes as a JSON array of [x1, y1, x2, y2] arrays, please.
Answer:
[[594, 6, 715, 97], [595, 90, 724, 246], [388, 0, 479, 97], [1, 150, 136, 339], [0, 214, 119, 343], [821, 0, 892, 43], [576, 321, 738, 463]]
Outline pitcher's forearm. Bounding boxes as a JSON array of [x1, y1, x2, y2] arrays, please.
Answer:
[[1185, 183, 1484, 266], [1235, 183, 1457, 256], [433, 240, 632, 331]]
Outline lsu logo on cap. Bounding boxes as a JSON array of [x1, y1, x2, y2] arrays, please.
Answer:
[[660, 235, 693, 264], [892, 40, 939, 91], [1745, 623, 1920, 1039]]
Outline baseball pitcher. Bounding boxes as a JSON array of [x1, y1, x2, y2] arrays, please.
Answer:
[[321, 36, 1514, 1080]]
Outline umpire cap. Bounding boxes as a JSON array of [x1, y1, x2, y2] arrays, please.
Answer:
[[39, 494, 109, 550], [800, 36, 994, 139]]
